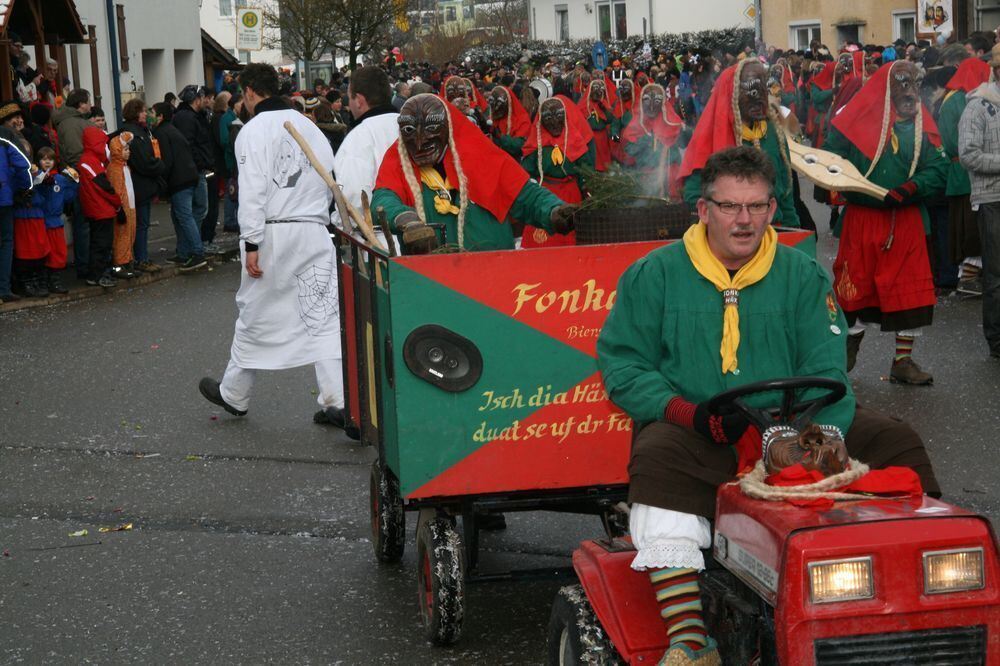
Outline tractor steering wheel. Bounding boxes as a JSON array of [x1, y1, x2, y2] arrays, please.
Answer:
[[705, 377, 847, 432]]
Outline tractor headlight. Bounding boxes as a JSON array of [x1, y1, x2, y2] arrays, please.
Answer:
[[924, 548, 984, 595], [808, 556, 874, 603]]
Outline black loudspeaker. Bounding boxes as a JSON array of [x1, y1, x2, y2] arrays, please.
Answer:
[[402, 325, 483, 392]]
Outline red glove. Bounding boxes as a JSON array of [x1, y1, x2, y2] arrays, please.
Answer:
[[665, 396, 753, 445], [883, 181, 918, 207]]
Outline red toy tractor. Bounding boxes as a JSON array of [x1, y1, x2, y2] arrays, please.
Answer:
[[548, 378, 1000, 665]]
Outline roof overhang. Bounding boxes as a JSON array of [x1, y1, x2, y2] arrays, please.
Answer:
[[1, 0, 87, 44]]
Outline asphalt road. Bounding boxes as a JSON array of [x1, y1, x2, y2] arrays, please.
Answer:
[[1, 197, 997, 664]]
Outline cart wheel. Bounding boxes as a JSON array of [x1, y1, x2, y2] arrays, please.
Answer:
[[369, 459, 405, 563], [415, 517, 465, 645], [546, 584, 622, 666]]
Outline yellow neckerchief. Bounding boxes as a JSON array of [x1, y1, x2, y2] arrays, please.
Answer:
[[550, 145, 564, 165], [682, 221, 778, 374], [741, 120, 768, 143], [419, 166, 460, 215]]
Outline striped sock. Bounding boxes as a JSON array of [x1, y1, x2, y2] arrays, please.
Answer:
[[961, 263, 981, 280], [649, 567, 708, 650], [895, 335, 914, 362]]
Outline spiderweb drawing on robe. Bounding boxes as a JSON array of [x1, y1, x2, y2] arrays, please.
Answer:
[[296, 262, 339, 335]]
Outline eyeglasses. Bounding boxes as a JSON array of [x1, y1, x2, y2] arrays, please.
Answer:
[[707, 198, 773, 217]]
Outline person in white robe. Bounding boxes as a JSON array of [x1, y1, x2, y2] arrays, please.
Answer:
[[199, 63, 348, 428]]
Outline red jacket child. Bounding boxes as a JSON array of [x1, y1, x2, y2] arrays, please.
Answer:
[[77, 125, 121, 220]]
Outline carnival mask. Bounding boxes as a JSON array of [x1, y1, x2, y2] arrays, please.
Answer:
[[619, 81, 633, 102], [836, 53, 854, 77], [398, 95, 449, 167], [579, 72, 592, 90], [444, 78, 467, 104], [890, 62, 920, 120], [640, 85, 665, 119], [489, 88, 509, 118], [738, 62, 768, 123], [768, 64, 784, 96], [540, 99, 565, 137], [590, 80, 606, 103]]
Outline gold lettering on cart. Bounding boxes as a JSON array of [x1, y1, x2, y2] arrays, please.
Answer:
[[511, 279, 616, 315]]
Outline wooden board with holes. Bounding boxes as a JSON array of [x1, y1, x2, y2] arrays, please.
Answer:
[[786, 137, 888, 200]]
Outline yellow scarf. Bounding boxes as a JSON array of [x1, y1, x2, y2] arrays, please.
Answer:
[[682, 221, 778, 374], [741, 120, 767, 143], [419, 166, 460, 215]]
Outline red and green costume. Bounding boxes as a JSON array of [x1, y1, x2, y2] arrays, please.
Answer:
[[678, 64, 800, 227], [808, 62, 835, 147], [612, 83, 637, 166], [578, 81, 621, 172], [940, 58, 990, 262], [490, 86, 531, 161], [621, 91, 684, 198], [826, 62, 948, 330], [520, 95, 594, 248], [373, 102, 564, 252]]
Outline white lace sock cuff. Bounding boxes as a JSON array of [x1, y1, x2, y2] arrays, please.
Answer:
[[629, 504, 712, 572], [631, 539, 707, 571]]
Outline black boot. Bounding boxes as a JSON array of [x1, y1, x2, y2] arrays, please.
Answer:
[[846, 331, 864, 372], [23, 271, 48, 298], [47, 268, 68, 294]]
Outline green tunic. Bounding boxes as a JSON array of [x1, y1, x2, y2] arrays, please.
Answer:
[[597, 241, 855, 432], [682, 121, 800, 227], [586, 109, 621, 137], [810, 85, 833, 114], [494, 133, 526, 162], [373, 180, 564, 252], [823, 120, 949, 232], [938, 90, 971, 196], [521, 141, 596, 186], [624, 134, 682, 171]]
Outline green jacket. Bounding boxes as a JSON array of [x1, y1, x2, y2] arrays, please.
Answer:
[[597, 240, 854, 432], [823, 120, 949, 232], [938, 90, 971, 196], [51, 105, 91, 167], [521, 141, 596, 183], [682, 121, 800, 227], [624, 134, 682, 171], [373, 180, 564, 252], [494, 133, 526, 161]]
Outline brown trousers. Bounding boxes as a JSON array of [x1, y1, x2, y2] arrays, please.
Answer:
[[628, 406, 941, 520]]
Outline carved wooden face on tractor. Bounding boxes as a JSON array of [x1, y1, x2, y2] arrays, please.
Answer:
[[399, 95, 449, 167]]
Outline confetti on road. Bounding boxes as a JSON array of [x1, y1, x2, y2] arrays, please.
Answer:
[[68, 529, 88, 537]]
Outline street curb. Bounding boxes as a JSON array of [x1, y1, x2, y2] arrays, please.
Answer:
[[0, 246, 240, 315]]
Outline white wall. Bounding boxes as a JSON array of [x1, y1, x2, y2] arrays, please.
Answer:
[[529, 0, 752, 41], [69, 0, 205, 130], [200, 0, 284, 66]]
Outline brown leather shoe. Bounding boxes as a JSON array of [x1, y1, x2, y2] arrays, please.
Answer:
[[889, 357, 933, 385]]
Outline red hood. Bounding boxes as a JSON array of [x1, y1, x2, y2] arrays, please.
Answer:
[[82, 125, 108, 164]]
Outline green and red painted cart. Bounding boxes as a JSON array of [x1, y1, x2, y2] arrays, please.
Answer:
[[333, 227, 816, 645]]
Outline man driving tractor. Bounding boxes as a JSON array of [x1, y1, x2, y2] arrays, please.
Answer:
[[596, 146, 940, 665]]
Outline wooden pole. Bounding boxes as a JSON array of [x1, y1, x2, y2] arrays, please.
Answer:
[[88, 25, 102, 107], [282, 120, 385, 251], [0, 38, 12, 101]]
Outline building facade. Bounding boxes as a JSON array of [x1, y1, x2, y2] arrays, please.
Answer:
[[761, 0, 980, 51], [200, 0, 284, 66], [13, 0, 206, 131], [527, 0, 752, 42]]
